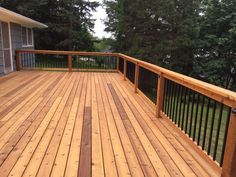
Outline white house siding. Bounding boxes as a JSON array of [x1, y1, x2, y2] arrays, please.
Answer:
[[0, 22, 4, 75]]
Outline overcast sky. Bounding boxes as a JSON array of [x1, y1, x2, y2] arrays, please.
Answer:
[[90, 0, 111, 38]]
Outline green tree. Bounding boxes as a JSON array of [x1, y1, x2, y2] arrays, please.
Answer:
[[93, 37, 114, 52], [104, 0, 202, 74], [195, 0, 236, 90], [0, 0, 99, 51]]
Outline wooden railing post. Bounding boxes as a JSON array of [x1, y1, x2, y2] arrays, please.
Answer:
[[123, 59, 127, 80], [134, 63, 139, 93], [68, 54, 72, 72], [16, 51, 21, 71], [116, 56, 120, 71], [221, 108, 236, 177], [156, 73, 165, 118]]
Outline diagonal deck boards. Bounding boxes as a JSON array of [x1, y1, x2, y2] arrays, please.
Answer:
[[0, 71, 220, 177]]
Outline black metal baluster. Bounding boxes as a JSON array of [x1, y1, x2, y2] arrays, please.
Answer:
[[213, 103, 224, 161], [163, 80, 167, 112], [168, 81, 174, 118], [37, 54, 39, 68], [220, 107, 231, 166], [27, 53, 30, 68], [181, 87, 188, 130], [166, 80, 171, 113], [25, 52, 29, 69], [202, 98, 211, 150], [34, 53, 36, 68], [26, 53, 28, 68], [167, 80, 172, 117], [24, 53, 27, 68], [208, 101, 217, 155], [193, 93, 200, 141], [42, 54, 45, 68], [189, 91, 195, 136], [24, 53, 26, 68], [177, 86, 184, 126], [30, 53, 32, 68], [171, 83, 178, 121], [184, 89, 191, 133], [170, 82, 176, 120], [165, 80, 170, 115], [197, 96, 205, 145], [174, 84, 180, 123]]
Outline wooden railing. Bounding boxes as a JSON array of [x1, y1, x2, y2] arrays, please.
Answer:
[[118, 54, 236, 177], [16, 49, 236, 177], [15, 50, 118, 72]]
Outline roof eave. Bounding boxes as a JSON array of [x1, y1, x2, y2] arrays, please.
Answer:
[[0, 7, 48, 29]]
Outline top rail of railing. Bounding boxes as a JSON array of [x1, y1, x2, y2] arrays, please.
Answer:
[[16, 49, 118, 56]]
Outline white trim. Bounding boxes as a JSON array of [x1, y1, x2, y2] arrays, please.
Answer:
[[21, 26, 34, 47], [8, 22, 13, 72], [32, 29, 34, 46], [1, 21, 14, 73], [0, 7, 47, 29], [0, 22, 6, 74], [22, 45, 34, 47], [26, 27, 28, 45]]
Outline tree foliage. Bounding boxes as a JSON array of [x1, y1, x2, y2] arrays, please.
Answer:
[[0, 0, 99, 51], [0, 0, 235, 90], [104, 0, 236, 90], [195, 0, 236, 89]]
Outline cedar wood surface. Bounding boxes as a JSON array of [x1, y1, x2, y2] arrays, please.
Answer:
[[0, 71, 221, 177]]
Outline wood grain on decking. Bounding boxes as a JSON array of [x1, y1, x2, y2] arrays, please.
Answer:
[[0, 71, 220, 177]]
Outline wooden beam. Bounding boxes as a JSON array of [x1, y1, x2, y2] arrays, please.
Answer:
[[15, 51, 21, 71], [68, 54, 72, 72], [134, 64, 139, 93], [123, 60, 127, 81], [156, 73, 165, 118], [221, 108, 236, 177]]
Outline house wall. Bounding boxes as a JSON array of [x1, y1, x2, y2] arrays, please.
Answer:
[[0, 21, 4, 75], [10, 22, 34, 70]]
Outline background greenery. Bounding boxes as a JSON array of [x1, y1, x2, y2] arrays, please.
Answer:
[[104, 0, 236, 91], [0, 0, 235, 90]]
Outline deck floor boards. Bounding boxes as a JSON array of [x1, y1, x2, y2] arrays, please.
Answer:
[[0, 71, 220, 177]]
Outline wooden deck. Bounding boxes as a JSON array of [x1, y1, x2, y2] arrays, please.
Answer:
[[0, 71, 220, 177]]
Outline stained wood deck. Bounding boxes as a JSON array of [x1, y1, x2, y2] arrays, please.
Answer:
[[0, 71, 220, 177]]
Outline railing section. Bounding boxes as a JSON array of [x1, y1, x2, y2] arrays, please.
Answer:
[[16, 50, 118, 72], [118, 54, 236, 177]]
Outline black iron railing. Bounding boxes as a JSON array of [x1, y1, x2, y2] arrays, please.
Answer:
[[118, 53, 236, 177], [16, 50, 117, 71]]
